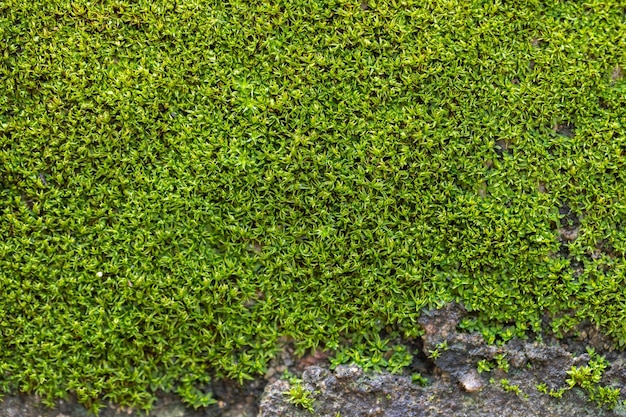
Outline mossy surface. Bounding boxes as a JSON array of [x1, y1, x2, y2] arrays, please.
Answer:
[[1, 0, 626, 411]]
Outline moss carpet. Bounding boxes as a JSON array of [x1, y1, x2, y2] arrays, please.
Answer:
[[1, 0, 625, 412]]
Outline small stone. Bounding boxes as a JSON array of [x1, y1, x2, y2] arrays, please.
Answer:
[[537, 182, 547, 193], [612, 65, 623, 82], [459, 370, 484, 393], [366, 405, 383, 415], [558, 226, 579, 241], [264, 367, 276, 380], [303, 366, 327, 383], [334, 364, 362, 379]]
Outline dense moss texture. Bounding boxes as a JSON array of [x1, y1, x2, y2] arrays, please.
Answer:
[[1, 0, 626, 411]]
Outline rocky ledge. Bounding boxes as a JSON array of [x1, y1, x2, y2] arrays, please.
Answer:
[[4, 304, 626, 417]]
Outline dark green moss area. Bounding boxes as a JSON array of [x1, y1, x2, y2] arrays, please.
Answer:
[[1, 0, 626, 412]]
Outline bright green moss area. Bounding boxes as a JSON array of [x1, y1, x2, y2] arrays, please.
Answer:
[[1, 0, 626, 411]]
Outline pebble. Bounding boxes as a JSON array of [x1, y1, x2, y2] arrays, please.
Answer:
[[459, 370, 484, 393]]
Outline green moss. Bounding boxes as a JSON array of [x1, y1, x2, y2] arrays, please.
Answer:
[[476, 353, 509, 374], [411, 373, 429, 387], [536, 348, 622, 410], [329, 335, 414, 374], [1, 0, 626, 412], [284, 376, 316, 413], [477, 359, 494, 374], [499, 379, 526, 398], [565, 348, 621, 410]]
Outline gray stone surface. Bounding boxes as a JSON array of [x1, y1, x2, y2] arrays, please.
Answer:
[[258, 362, 626, 417], [259, 365, 426, 417], [259, 304, 626, 416]]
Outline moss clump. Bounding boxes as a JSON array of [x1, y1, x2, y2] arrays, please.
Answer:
[[329, 335, 414, 374], [1, 0, 626, 412], [565, 348, 621, 410], [537, 348, 621, 410], [284, 376, 316, 413]]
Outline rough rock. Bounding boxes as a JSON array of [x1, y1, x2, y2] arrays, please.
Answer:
[[258, 360, 625, 416], [259, 304, 626, 416], [259, 365, 427, 417]]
